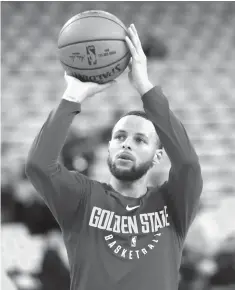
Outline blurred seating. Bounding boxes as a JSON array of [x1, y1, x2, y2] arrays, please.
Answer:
[[1, 2, 235, 289], [2, 2, 234, 200]]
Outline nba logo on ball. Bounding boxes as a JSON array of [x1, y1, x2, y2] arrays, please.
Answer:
[[58, 10, 131, 83], [86, 45, 97, 65]]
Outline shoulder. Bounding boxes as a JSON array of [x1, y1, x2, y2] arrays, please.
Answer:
[[72, 174, 109, 195]]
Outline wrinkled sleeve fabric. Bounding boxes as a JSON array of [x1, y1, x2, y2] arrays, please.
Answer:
[[25, 99, 92, 231], [142, 87, 203, 239]]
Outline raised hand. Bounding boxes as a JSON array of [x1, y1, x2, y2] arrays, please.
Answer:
[[63, 72, 116, 103], [125, 24, 153, 95]]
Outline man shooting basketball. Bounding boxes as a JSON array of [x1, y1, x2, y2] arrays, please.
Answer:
[[26, 24, 203, 290]]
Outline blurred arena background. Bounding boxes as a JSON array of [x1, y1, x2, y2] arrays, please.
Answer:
[[1, 1, 235, 290]]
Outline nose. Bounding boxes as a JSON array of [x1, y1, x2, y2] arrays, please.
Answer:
[[122, 138, 132, 150]]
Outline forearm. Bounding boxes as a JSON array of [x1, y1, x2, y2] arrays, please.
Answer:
[[137, 79, 154, 96], [26, 99, 81, 170], [142, 86, 199, 168]]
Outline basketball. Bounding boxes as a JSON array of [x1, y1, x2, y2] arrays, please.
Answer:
[[58, 10, 131, 84]]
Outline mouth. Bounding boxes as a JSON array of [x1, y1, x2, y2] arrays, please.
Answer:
[[117, 152, 135, 161]]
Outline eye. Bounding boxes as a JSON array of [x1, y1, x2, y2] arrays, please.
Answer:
[[135, 137, 145, 144], [114, 134, 125, 141]]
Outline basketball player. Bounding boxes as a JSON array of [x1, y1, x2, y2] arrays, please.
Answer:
[[26, 24, 203, 290]]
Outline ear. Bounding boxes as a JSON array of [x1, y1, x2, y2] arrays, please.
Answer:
[[152, 149, 164, 165]]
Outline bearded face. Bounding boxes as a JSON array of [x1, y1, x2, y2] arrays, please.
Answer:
[[107, 152, 154, 181], [108, 115, 161, 182]]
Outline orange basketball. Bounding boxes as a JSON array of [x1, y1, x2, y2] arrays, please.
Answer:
[[58, 10, 131, 84]]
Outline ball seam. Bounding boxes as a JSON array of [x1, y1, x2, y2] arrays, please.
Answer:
[[59, 15, 128, 38], [58, 38, 127, 49]]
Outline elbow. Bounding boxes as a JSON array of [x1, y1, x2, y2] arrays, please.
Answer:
[[196, 161, 203, 191], [184, 160, 203, 190], [25, 150, 50, 175], [25, 160, 50, 185], [183, 159, 202, 175], [25, 156, 47, 179], [192, 161, 203, 197], [174, 155, 201, 173], [25, 152, 37, 171], [25, 160, 39, 179], [185, 158, 201, 169], [25, 150, 38, 172], [25, 157, 58, 179]]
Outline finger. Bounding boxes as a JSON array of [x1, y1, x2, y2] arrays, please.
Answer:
[[64, 71, 74, 79], [131, 23, 138, 36], [128, 70, 133, 84], [92, 80, 116, 95], [128, 58, 132, 70], [127, 26, 139, 50], [102, 80, 116, 89], [130, 24, 144, 53], [64, 71, 69, 83], [125, 36, 137, 58], [65, 72, 80, 82]]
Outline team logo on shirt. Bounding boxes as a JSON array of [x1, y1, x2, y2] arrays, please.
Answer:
[[131, 236, 137, 247], [89, 206, 170, 260]]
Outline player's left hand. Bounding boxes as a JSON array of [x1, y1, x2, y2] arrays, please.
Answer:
[[125, 24, 154, 95]]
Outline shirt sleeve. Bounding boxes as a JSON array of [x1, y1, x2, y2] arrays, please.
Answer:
[[25, 99, 92, 231], [142, 87, 203, 239]]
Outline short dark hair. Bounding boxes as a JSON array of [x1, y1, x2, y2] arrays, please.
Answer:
[[115, 110, 163, 150]]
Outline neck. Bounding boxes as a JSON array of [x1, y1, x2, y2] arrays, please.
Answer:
[[109, 175, 148, 198]]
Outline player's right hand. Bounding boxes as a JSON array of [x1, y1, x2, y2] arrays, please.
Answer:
[[63, 72, 116, 103], [125, 24, 153, 96]]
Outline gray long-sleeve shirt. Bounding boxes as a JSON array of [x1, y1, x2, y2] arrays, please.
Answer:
[[26, 86, 203, 290]]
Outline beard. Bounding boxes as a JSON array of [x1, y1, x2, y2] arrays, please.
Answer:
[[107, 154, 153, 182]]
